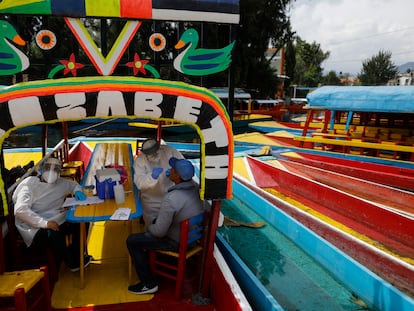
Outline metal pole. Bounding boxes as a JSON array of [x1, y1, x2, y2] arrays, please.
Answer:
[[42, 124, 48, 157], [156, 122, 162, 142], [62, 121, 69, 162]]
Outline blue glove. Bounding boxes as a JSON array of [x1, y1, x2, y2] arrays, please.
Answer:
[[151, 167, 163, 179], [165, 168, 171, 177], [75, 190, 87, 201]]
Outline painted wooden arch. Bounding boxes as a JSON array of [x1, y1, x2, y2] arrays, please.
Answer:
[[0, 0, 240, 24], [0, 76, 234, 207]]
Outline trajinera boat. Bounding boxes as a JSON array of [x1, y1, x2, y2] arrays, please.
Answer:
[[0, 1, 254, 310], [295, 85, 414, 161]]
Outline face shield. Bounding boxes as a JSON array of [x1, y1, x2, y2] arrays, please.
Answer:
[[146, 150, 160, 163], [42, 158, 61, 183], [142, 139, 161, 164]]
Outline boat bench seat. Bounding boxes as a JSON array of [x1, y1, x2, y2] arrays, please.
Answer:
[[294, 136, 414, 160], [63, 160, 84, 182]]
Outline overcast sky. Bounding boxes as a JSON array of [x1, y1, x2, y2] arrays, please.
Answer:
[[289, 0, 414, 75]]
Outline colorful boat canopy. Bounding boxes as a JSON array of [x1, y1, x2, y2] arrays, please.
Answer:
[[306, 86, 414, 113], [0, 0, 240, 24], [0, 77, 234, 207]]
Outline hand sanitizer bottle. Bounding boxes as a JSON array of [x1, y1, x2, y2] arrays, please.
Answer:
[[114, 181, 125, 204]]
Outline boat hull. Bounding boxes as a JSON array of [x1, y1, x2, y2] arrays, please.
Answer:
[[279, 151, 414, 191], [276, 158, 414, 216], [240, 156, 414, 296], [232, 176, 414, 310]]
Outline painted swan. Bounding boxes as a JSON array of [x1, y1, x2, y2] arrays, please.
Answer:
[[0, 20, 29, 76], [173, 28, 235, 76]]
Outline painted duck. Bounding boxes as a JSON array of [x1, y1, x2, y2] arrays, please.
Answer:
[[173, 28, 235, 76], [0, 20, 29, 76]]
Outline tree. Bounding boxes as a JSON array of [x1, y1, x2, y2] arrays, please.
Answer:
[[358, 50, 397, 85], [284, 39, 296, 92], [233, 0, 294, 98], [293, 37, 330, 87], [3, 1, 296, 97], [322, 71, 341, 85]]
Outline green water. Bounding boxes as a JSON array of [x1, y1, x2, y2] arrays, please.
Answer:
[[219, 196, 372, 311]]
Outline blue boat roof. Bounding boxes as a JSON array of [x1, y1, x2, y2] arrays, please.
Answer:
[[306, 86, 414, 113]]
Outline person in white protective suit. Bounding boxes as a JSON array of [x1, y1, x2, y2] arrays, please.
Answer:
[[133, 139, 184, 227], [13, 157, 92, 272]]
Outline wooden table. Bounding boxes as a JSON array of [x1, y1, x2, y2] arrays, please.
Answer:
[[66, 191, 141, 288], [66, 142, 142, 288]]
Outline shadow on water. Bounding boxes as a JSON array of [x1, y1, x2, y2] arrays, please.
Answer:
[[219, 196, 373, 311]]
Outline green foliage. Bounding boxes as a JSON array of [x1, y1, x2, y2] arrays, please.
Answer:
[[233, 0, 294, 97], [284, 40, 296, 90], [322, 71, 341, 85], [1, 2, 297, 97], [358, 50, 397, 85], [293, 37, 330, 87], [245, 59, 280, 98]]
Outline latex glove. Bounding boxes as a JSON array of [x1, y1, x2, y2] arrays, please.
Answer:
[[165, 169, 171, 177], [75, 190, 87, 201], [151, 167, 163, 179]]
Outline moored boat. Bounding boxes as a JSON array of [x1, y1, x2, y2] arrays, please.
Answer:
[[278, 150, 414, 191], [0, 1, 256, 309], [276, 157, 414, 217], [235, 155, 414, 297], [229, 175, 414, 310], [295, 86, 414, 162]]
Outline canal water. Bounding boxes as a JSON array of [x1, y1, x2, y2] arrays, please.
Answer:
[[219, 196, 373, 311]]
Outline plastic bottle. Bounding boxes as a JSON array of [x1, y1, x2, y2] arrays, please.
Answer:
[[114, 181, 125, 204]]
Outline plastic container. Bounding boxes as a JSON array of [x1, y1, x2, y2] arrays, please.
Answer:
[[114, 181, 125, 204], [95, 168, 121, 200]]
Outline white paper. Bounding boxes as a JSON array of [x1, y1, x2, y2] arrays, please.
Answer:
[[62, 196, 104, 207], [110, 208, 131, 220]]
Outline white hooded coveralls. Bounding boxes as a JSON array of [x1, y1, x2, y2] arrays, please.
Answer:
[[133, 144, 184, 226]]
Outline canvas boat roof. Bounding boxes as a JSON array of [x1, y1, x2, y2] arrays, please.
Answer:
[[306, 86, 414, 113]]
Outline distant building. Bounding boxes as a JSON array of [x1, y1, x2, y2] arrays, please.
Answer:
[[340, 76, 360, 86], [266, 48, 284, 75], [388, 72, 414, 86], [265, 48, 286, 98]]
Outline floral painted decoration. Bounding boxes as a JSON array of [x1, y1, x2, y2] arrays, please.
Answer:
[[126, 53, 149, 76], [60, 53, 84, 76], [149, 33, 166, 52], [48, 53, 84, 78], [35, 29, 57, 50]]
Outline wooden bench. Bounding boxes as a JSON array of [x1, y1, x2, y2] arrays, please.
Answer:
[[294, 136, 414, 160], [310, 132, 349, 139]]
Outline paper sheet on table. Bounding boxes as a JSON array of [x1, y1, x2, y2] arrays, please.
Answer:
[[62, 196, 104, 207], [110, 208, 131, 220]]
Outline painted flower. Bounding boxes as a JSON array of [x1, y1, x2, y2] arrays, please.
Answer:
[[35, 29, 57, 50], [126, 53, 149, 76], [59, 53, 84, 76], [149, 33, 166, 52]]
